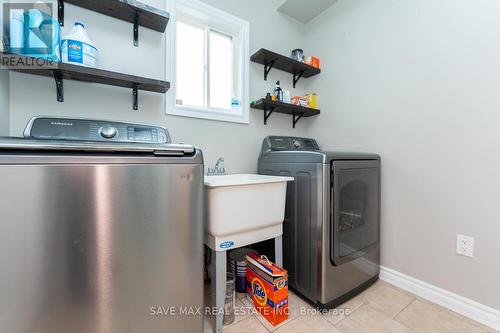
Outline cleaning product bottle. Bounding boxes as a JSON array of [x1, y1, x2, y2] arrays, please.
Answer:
[[61, 22, 98, 68], [274, 81, 283, 102]]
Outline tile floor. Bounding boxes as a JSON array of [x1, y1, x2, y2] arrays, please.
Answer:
[[204, 280, 498, 333]]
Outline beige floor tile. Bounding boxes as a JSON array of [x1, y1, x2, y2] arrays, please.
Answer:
[[275, 315, 342, 333], [222, 316, 268, 333], [242, 291, 312, 332], [222, 297, 253, 327], [321, 294, 364, 325], [206, 281, 495, 333], [449, 310, 498, 333], [378, 280, 417, 298], [357, 280, 414, 318], [336, 304, 415, 333], [395, 299, 489, 333], [288, 291, 314, 317], [383, 280, 495, 332]]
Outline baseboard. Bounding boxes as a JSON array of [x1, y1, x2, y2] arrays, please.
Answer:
[[380, 266, 500, 331]]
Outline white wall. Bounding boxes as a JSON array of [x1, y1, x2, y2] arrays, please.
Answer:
[[8, 0, 308, 172], [0, 71, 9, 136], [305, 0, 500, 310]]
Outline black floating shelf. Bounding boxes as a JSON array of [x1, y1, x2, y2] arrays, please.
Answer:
[[58, 0, 170, 46], [1, 52, 170, 110], [250, 48, 321, 88], [251, 98, 320, 128]]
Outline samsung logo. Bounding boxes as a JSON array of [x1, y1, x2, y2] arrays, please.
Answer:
[[51, 121, 73, 126]]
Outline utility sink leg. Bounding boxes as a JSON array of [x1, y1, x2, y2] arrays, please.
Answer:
[[275, 235, 283, 267], [211, 250, 226, 333]]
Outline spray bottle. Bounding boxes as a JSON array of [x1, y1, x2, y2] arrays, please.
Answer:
[[274, 80, 283, 102]]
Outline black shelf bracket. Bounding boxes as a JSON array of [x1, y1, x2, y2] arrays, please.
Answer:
[[293, 70, 305, 88], [133, 85, 139, 110], [264, 59, 277, 81], [58, 1, 142, 46], [292, 113, 304, 128], [133, 12, 140, 47], [58, 0, 64, 26], [264, 106, 275, 125], [53, 71, 64, 102]]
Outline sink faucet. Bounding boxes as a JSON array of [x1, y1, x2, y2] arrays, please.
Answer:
[[208, 157, 226, 176]]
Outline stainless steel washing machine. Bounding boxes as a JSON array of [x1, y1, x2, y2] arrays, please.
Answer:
[[0, 116, 205, 333], [258, 136, 380, 309]]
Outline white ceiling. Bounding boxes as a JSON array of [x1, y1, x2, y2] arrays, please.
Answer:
[[277, 0, 339, 24]]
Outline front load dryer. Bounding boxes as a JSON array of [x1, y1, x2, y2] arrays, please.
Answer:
[[258, 136, 381, 309]]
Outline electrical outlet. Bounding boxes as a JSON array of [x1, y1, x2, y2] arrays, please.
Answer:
[[456, 234, 474, 258]]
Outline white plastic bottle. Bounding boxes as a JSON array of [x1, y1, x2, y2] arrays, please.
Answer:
[[61, 22, 98, 68]]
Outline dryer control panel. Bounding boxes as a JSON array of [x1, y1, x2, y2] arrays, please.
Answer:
[[24, 117, 171, 144], [266, 136, 320, 151]]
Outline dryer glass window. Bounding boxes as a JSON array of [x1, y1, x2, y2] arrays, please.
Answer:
[[331, 161, 379, 265]]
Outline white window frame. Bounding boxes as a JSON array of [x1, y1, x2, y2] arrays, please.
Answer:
[[166, 0, 250, 124]]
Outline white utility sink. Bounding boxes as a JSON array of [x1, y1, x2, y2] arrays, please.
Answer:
[[204, 174, 294, 251]]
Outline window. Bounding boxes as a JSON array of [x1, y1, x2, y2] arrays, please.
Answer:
[[166, 0, 250, 123], [175, 21, 205, 108]]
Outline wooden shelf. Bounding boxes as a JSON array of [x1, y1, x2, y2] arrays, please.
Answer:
[[250, 48, 321, 87], [58, 0, 170, 46], [1, 52, 170, 110], [251, 98, 320, 128]]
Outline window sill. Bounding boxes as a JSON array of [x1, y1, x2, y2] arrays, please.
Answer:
[[167, 105, 250, 124]]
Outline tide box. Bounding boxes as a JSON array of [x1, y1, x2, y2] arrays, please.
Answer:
[[246, 255, 288, 326]]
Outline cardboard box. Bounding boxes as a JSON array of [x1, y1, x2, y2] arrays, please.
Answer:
[[305, 56, 321, 69], [246, 256, 288, 326]]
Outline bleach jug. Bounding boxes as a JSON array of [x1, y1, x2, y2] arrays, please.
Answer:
[[61, 22, 98, 68]]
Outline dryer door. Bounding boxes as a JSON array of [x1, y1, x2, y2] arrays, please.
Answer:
[[331, 160, 380, 266]]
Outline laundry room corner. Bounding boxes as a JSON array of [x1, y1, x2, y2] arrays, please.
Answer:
[[303, 0, 500, 321]]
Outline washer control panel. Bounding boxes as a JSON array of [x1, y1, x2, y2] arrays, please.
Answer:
[[25, 117, 170, 144], [267, 136, 320, 151]]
